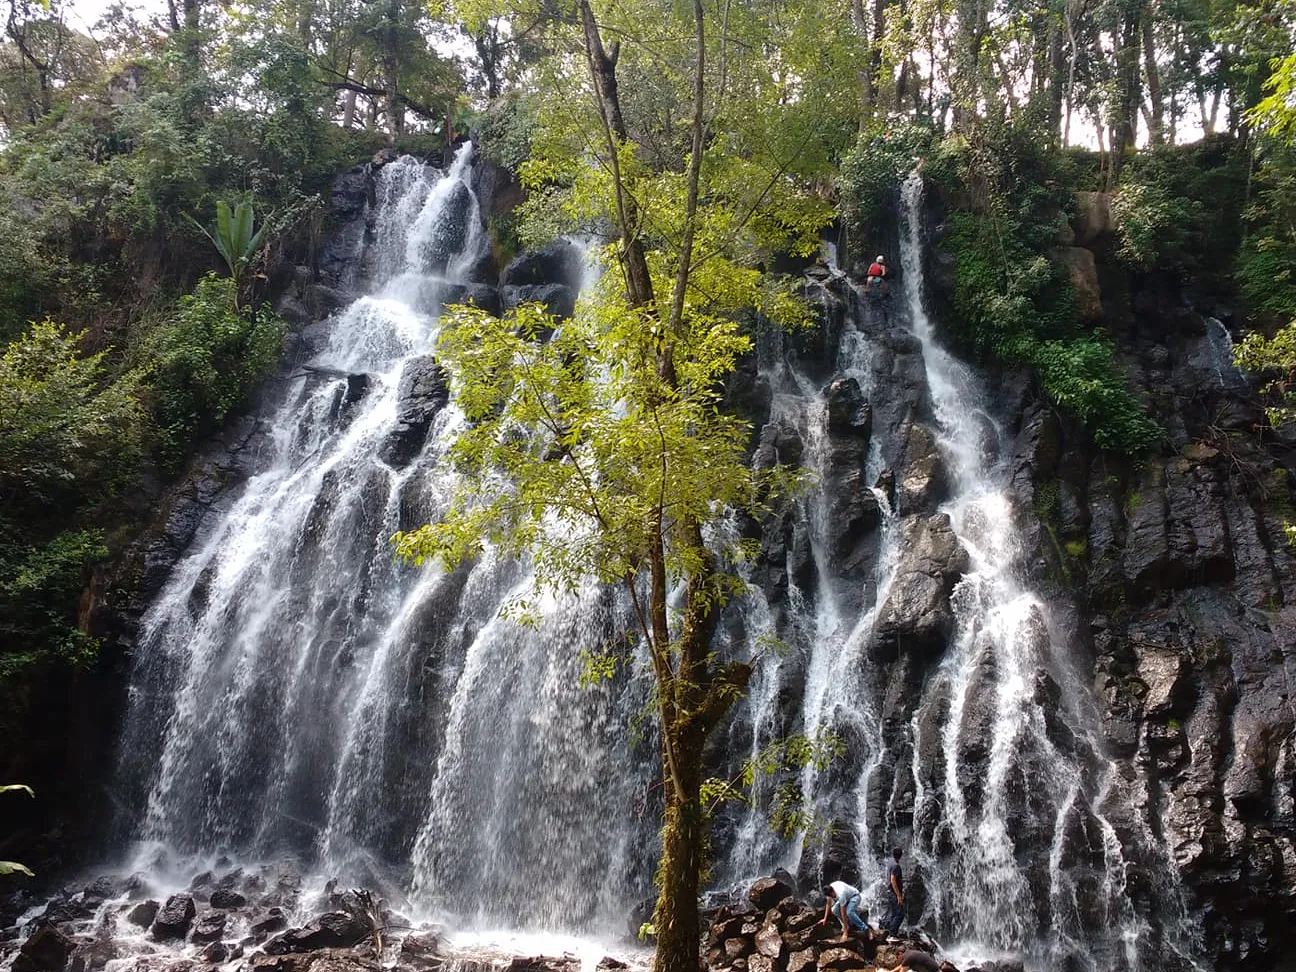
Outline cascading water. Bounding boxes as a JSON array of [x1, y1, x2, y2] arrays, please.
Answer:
[[894, 172, 1200, 971], [717, 174, 1202, 972], [96, 146, 1205, 971], [113, 146, 656, 934]]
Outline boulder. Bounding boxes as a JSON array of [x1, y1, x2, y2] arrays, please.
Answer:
[[436, 282, 502, 318], [817, 947, 868, 971], [379, 356, 450, 467], [871, 513, 970, 661], [11, 925, 76, 972], [710, 914, 753, 944], [65, 938, 117, 972], [209, 888, 247, 910], [502, 283, 578, 323], [896, 421, 948, 514], [1072, 191, 1113, 245], [500, 242, 584, 290], [725, 937, 754, 961], [748, 957, 777, 972], [150, 894, 196, 940], [748, 875, 797, 911], [788, 949, 817, 972], [200, 942, 230, 964], [1052, 247, 1102, 321], [250, 908, 289, 939], [190, 911, 227, 944], [264, 911, 372, 955], [126, 900, 160, 928], [825, 377, 872, 439], [755, 924, 783, 959]]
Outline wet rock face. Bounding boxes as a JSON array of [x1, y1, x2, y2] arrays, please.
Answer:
[[379, 356, 450, 468], [500, 241, 584, 291], [871, 514, 969, 661], [149, 893, 196, 940]]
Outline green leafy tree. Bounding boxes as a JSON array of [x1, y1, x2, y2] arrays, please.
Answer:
[[396, 3, 846, 968]]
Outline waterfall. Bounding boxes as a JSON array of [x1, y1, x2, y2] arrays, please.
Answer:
[[113, 146, 656, 932], [104, 147, 1204, 969], [717, 174, 1201, 971], [890, 171, 1197, 970]]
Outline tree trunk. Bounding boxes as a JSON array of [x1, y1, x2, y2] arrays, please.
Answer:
[[850, 0, 872, 121], [1142, 9, 1164, 146], [578, 0, 655, 311], [341, 88, 357, 129], [1048, 11, 1065, 145], [653, 724, 704, 972], [1109, 1, 1144, 183]]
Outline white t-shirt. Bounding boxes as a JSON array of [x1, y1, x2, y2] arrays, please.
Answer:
[[829, 880, 860, 901]]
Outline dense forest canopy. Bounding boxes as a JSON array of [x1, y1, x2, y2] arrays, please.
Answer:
[[2, 0, 1296, 959]]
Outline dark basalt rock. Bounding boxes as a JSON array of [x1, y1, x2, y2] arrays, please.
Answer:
[[748, 875, 796, 911], [413, 181, 475, 275], [126, 900, 159, 928], [189, 911, 227, 944], [150, 894, 196, 940], [11, 925, 75, 972], [500, 241, 584, 290], [209, 888, 246, 910], [379, 356, 450, 468], [825, 376, 872, 438], [871, 514, 969, 661], [264, 911, 371, 955], [501, 283, 578, 323]]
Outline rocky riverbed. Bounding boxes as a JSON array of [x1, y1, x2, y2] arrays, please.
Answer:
[[2, 865, 1030, 972]]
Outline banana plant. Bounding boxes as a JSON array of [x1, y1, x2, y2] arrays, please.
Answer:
[[0, 784, 34, 877], [186, 200, 268, 307]]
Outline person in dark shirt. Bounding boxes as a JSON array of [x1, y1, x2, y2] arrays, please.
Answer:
[[884, 846, 904, 936]]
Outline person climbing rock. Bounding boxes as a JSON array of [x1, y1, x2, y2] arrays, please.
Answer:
[[866, 254, 888, 294], [818, 880, 868, 942], [878, 948, 946, 972], [883, 847, 905, 937]]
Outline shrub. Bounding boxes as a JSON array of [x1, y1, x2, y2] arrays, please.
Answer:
[[141, 274, 285, 465], [918, 125, 1160, 454]]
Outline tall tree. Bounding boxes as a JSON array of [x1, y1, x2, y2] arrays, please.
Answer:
[[396, 3, 843, 970]]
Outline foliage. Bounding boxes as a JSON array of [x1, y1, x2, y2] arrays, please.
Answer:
[[701, 730, 844, 842], [920, 125, 1161, 453], [1116, 140, 1247, 273], [1112, 181, 1198, 269], [0, 320, 144, 513], [840, 123, 936, 236], [139, 274, 286, 466], [1234, 321, 1296, 428], [393, 296, 797, 585], [0, 784, 35, 877], [475, 94, 534, 174], [0, 321, 142, 684], [186, 200, 268, 298]]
